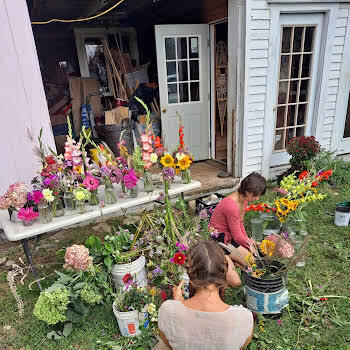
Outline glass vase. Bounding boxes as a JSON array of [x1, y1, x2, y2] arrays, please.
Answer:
[[50, 198, 64, 217], [126, 185, 138, 198], [121, 182, 126, 193], [63, 191, 76, 212], [143, 170, 154, 192], [23, 220, 34, 226], [89, 189, 99, 206], [76, 200, 87, 214], [38, 203, 52, 224], [8, 208, 20, 223], [251, 218, 264, 242], [105, 181, 117, 204], [181, 169, 191, 184], [260, 213, 281, 236]]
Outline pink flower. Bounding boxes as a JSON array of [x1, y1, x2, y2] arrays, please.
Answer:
[[17, 207, 39, 224], [124, 169, 138, 189], [64, 244, 93, 271], [143, 143, 153, 152], [140, 134, 149, 143], [266, 234, 295, 259], [5, 183, 28, 208], [0, 195, 11, 209], [144, 161, 152, 169], [83, 175, 99, 191], [142, 153, 150, 162], [32, 191, 43, 204]]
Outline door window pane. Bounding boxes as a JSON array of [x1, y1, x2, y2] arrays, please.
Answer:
[[281, 27, 292, 53], [344, 93, 350, 138], [177, 37, 188, 59], [168, 84, 178, 103], [190, 60, 199, 80], [179, 83, 189, 102], [178, 61, 188, 81], [190, 82, 200, 101], [166, 62, 177, 82], [189, 37, 199, 58], [165, 38, 176, 60], [304, 27, 315, 52], [275, 24, 316, 151], [293, 27, 304, 52]]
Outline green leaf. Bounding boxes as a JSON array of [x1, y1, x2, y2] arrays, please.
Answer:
[[73, 282, 86, 291], [104, 256, 113, 268], [62, 323, 73, 337], [85, 235, 103, 251], [46, 331, 63, 340]]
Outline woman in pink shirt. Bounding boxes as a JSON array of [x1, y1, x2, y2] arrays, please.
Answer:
[[209, 172, 266, 280]]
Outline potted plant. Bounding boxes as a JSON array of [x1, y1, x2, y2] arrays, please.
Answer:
[[113, 275, 152, 337], [85, 226, 147, 290]]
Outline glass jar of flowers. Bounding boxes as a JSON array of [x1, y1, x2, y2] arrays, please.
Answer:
[[74, 188, 90, 214], [123, 169, 139, 198], [83, 175, 100, 206], [17, 207, 39, 226]]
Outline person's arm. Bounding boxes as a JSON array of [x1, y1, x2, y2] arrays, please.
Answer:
[[225, 255, 241, 287], [158, 330, 173, 350], [240, 327, 253, 349], [225, 209, 250, 248]]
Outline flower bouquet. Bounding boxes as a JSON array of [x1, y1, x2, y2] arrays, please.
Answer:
[[123, 169, 139, 198], [172, 118, 193, 184], [17, 207, 39, 226], [82, 175, 100, 206], [73, 187, 90, 214], [0, 183, 28, 222]]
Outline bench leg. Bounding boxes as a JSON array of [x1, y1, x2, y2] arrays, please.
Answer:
[[21, 239, 42, 292]]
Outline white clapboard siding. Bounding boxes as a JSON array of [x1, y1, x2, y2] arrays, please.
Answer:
[[321, 7, 349, 146], [242, 0, 271, 177]]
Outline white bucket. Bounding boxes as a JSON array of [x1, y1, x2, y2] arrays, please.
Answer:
[[334, 209, 350, 227], [112, 302, 148, 337], [111, 255, 147, 290]]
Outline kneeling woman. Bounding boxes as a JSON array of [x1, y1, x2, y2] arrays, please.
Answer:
[[209, 172, 266, 270], [155, 240, 253, 350]]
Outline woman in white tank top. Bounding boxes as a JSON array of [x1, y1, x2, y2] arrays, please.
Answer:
[[154, 240, 253, 350]]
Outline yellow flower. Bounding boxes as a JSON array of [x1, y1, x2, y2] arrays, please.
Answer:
[[149, 287, 156, 297], [280, 198, 289, 206], [75, 190, 86, 201], [150, 153, 158, 163], [147, 303, 157, 315], [73, 165, 83, 174], [177, 155, 191, 171], [260, 239, 276, 257], [120, 145, 129, 157], [252, 269, 266, 278], [160, 154, 175, 168], [245, 253, 256, 268], [147, 260, 154, 267]]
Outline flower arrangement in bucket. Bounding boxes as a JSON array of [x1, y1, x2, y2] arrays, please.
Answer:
[[243, 233, 310, 314], [113, 275, 153, 337]]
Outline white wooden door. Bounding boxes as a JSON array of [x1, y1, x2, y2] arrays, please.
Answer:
[[271, 14, 324, 166], [155, 25, 210, 160]]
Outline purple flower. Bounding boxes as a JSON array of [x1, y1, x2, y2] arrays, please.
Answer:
[[281, 231, 288, 239], [199, 209, 208, 219], [208, 207, 214, 215], [124, 169, 138, 189], [156, 192, 165, 202], [210, 229, 219, 238], [162, 167, 175, 182], [176, 241, 188, 251], [152, 267, 163, 276]]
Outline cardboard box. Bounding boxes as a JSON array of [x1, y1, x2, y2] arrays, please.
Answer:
[[105, 107, 129, 125]]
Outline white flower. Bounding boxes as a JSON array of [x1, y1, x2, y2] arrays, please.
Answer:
[[42, 188, 55, 202], [151, 317, 158, 322], [176, 153, 186, 160], [150, 153, 158, 163], [147, 303, 156, 315]]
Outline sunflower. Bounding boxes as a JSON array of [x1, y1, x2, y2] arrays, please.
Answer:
[[177, 155, 192, 171], [160, 154, 175, 168], [260, 239, 276, 257]]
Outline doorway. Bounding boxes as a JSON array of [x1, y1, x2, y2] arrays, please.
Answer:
[[211, 21, 228, 164]]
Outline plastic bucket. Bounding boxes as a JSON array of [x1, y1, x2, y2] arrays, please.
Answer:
[[334, 202, 350, 227], [112, 302, 148, 337], [111, 255, 147, 290], [245, 285, 289, 314]]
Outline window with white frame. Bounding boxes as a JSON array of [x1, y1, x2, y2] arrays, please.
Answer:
[[165, 36, 200, 104], [274, 25, 316, 151]]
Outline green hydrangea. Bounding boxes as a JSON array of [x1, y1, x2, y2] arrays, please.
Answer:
[[80, 283, 102, 304], [33, 287, 69, 325]]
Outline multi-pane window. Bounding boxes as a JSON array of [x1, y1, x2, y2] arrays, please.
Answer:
[[165, 37, 200, 104], [274, 25, 316, 151]]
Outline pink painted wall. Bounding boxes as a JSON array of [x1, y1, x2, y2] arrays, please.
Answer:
[[0, 0, 56, 194]]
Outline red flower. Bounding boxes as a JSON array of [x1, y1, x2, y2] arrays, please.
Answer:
[[312, 181, 319, 187], [45, 155, 56, 165], [154, 136, 163, 148], [299, 171, 309, 180], [161, 290, 167, 301], [123, 273, 132, 284], [173, 252, 186, 265]]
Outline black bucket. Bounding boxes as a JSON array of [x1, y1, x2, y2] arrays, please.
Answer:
[[94, 119, 134, 157], [243, 260, 287, 293]]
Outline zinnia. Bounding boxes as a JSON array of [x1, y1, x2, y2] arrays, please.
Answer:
[[64, 244, 93, 271], [123, 273, 132, 284], [83, 175, 99, 191], [173, 252, 186, 265], [124, 169, 138, 189]]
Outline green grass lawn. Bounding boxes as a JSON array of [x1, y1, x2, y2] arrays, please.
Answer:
[[0, 184, 349, 350]]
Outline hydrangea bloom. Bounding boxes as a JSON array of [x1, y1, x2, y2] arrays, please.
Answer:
[[64, 244, 93, 271], [266, 234, 295, 259]]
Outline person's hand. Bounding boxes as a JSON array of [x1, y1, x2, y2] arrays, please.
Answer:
[[172, 281, 185, 301]]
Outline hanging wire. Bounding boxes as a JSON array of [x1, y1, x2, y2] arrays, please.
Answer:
[[31, 0, 125, 25]]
